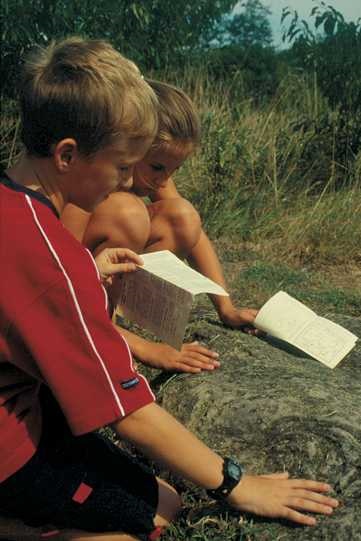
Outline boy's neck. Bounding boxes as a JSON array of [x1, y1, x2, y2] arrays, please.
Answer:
[[6, 154, 65, 215]]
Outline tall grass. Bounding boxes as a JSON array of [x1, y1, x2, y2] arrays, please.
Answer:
[[169, 68, 361, 264], [1, 69, 360, 264]]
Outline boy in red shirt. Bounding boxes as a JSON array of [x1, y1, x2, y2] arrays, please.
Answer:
[[0, 37, 338, 541]]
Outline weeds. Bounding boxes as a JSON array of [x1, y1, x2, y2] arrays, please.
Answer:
[[1, 69, 360, 266], [169, 70, 361, 265], [231, 259, 361, 317]]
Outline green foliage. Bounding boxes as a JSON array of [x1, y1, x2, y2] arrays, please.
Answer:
[[1, 0, 360, 266], [202, 44, 281, 102], [281, 2, 361, 114], [242, 262, 307, 290], [170, 68, 361, 263], [0, 0, 237, 96], [240, 261, 361, 316], [224, 0, 273, 47]]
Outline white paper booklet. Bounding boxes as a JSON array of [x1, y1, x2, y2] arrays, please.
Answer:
[[254, 291, 358, 368], [116, 250, 228, 349]]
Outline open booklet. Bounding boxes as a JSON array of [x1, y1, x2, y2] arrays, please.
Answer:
[[116, 250, 228, 349], [254, 291, 358, 369]]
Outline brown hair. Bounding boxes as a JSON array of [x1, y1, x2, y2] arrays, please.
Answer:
[[20, 36, 158, 157], [146, 79, 200, 151]]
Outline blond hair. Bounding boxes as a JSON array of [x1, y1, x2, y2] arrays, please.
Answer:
[[146, 79, 200, 151], [20, 36, 158, 156]]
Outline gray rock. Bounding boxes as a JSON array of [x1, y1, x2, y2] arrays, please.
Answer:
[[150, 312, 361, 540]]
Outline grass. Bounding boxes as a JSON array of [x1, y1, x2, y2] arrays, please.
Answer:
[[1, 69, 360, 266], [169, 69, 361, 266], [217, 251, 361, 318]]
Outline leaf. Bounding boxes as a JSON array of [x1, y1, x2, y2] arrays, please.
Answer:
[[281, 8, 291, 25], [289, 27, 301, 42], [327, 5, 344, 23], [315, 13, 328, 29], [324, 15, 336, 37]]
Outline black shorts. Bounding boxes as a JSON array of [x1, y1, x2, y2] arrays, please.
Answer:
[[0, 394, 158, 540]]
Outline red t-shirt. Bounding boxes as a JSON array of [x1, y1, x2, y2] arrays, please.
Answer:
[[0, 175, 155, 483]]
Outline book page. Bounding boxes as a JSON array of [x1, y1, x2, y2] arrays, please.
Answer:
[[140, 251, 228, 296], [291, 317, 358, 369], [254, 291, 316, 341], [117, 266, 193, 350]]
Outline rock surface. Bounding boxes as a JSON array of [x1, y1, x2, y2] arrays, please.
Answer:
[[148, 311, 361, 540]]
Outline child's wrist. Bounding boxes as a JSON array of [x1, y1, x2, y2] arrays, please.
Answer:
[[217, 302, 236, 319]]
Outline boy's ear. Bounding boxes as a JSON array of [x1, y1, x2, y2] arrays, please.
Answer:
[[53, 139, 78, 172]]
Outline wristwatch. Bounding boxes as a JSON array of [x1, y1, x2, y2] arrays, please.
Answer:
[[206, 457, 245, 500]]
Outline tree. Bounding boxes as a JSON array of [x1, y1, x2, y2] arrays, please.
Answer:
[[281, 2, 361, 178], [281, 2, 361, 112], [224, 0, 273, 47], [0, 0, 237, 96]]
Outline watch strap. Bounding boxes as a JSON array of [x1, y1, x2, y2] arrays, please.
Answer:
[[206, 457, 244, 501]]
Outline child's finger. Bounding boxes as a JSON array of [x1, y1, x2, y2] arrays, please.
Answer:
[[179, 354, 218, 371], [187, 342, 219, 359], [110, 248, 144, 265], [107, 262, 138, 274], [281, 508, 317, 526], [288, 497, 334, 516], [288, 480, 333, 493], [290, 490, 338, 508]]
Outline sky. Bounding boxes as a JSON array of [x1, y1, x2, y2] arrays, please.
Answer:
[[233, 0, 361, 48]]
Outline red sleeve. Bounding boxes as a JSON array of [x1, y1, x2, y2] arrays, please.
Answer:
[[3, 194, 155, 435], [15, 275, 155, 436]]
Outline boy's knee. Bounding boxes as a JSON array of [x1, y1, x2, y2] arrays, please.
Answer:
[[154, 478, 182, 528], [166, 198, 201, 249], [110, 192, 151, 251]]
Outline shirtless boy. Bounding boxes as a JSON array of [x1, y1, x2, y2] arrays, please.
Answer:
[[62, 80, 258, 373]]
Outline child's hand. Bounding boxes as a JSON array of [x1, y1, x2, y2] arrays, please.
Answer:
[[220, 307, 261, 335], [227, 472, 339, 526], [94, 248, 143, 282], [141, 341, 220, 373]]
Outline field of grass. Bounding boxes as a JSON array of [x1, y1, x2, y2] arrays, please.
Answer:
[[166, 69, 361, 267], [1, 68, 360, 267]]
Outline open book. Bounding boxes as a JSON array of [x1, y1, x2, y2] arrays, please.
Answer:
[[255, 291, 358, 368], [116, 250, 228, 349]]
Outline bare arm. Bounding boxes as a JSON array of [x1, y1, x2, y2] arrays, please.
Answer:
[[188, 230, 258, 330], [151, 179, 259, 330], [113, 402, 339, 526]]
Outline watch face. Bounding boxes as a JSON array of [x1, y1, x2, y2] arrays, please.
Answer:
[[228, 460, 242, 481], [206, 457, 245, 500]]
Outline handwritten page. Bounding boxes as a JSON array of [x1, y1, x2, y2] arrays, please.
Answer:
[[116, 250, 228, 349], [292, 317, 358, 369], [255, 291, 358, 368], [255, 291, 316, 341]]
